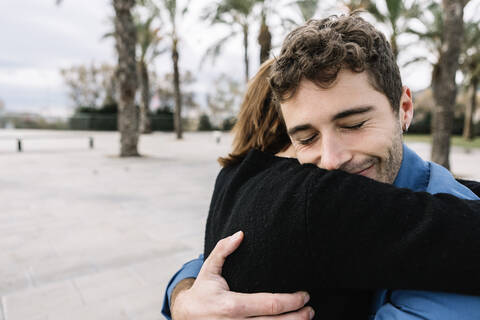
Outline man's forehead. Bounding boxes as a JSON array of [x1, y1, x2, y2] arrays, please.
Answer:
[[281, 73, 389, 118]]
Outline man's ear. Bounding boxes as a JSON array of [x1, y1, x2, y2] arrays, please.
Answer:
[[398, 86, 414, 132]]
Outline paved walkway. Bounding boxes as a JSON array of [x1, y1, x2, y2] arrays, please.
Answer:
[[0, 130, 230, 320], [0, 130, 479, 320]]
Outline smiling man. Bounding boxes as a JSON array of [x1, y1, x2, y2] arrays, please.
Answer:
[[271, 21, 480, 315], [163, 14, 480, 320], [282, 71, 406, 184]]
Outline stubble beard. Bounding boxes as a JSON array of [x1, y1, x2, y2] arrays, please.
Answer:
[[376, 126, 404, 184]]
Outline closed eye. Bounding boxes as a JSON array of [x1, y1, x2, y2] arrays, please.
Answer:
[[298, 134, 318, 145], [342, 121, 366, 130]]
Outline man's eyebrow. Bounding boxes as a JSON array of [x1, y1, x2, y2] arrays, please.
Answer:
[[287, 106, 374, 136], [287, 124, 314, 136], [331, 106, 374, 121]]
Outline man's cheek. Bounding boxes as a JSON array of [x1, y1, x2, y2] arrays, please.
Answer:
[[360, 134, 393, 158], [296, 150, 316, 166]]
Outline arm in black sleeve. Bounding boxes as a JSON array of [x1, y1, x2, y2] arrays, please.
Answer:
[[205, 162, 480, 297], [307, 169, 480, 292]]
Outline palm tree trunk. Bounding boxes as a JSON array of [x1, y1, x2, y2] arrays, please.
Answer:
[[113, 0, 139, 157], [172, 37, 183, 139], [258, 12, 271, 64], [138, 61, 152, 134], [463, 77, 478, 140], [242, 24, 249, 82], [390, 33, 398, 61], [430, 0, 466, 169]]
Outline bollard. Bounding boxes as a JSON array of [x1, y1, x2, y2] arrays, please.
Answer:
[[89, 137, 94, 149], [17, 139, 22, 152], [213, 130, 221, 144]]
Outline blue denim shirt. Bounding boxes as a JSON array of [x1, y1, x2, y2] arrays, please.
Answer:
[[371, 144, 480, 319], [162, 145, 480, 319], [161, 255, 203, 319]]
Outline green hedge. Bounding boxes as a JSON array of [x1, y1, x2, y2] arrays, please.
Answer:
[[408, 111, 479, 135], [69, 114, 174, 131], [69, 104, 175, 131]]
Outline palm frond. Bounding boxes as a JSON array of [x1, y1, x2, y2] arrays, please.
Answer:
[[405, 27, 440, 41], [366, 1, 386, 23], [403, 2, 422, 20], [200, 31, 238, 68], [464, 20, 480, 49], [201, 4, 230, 25], [295, 0, 319, 21], [148, 47, 168, 63], [385, 0, 402, 23], [102, 31, 115, 40], [402, 56, 429, 68], [281, 16, 300, 28]]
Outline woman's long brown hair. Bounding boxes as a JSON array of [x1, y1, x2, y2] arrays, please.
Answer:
[[218, 59, 290, 167]]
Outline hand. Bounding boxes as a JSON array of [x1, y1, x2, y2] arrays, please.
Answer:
[[171, 231, 314, 319]]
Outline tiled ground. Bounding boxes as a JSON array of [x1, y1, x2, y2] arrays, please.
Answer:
[[0, 129, 479, 320], [0, 130, 229, 320]]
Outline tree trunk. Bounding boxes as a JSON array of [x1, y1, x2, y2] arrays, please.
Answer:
[[242, 24, 249, 83], [390, 33, 398, 61], [430, 0, 467, 169], [138, 61, 152, 134], [463, 77, 478, 140], [258, 13, 271, 64], [172, 37, 183, 139], [113, 0, 139, 157]]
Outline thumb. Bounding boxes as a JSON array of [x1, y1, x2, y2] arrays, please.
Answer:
[[200, 231, 244, 278]]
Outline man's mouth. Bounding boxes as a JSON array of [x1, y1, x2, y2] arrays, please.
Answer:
[[353, 163, 375, 177]]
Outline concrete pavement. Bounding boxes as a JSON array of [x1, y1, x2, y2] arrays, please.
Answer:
[[0, 130, 230, 320]]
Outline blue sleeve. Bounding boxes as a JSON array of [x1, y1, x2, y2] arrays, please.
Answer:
[[373, 290, 480, 320], [161, 254, 204, 320]]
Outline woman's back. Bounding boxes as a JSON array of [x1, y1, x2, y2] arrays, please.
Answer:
[[204, 149, 373, 319]]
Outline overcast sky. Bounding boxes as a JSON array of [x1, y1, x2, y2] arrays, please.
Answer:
[[0, 0, 478, 117]]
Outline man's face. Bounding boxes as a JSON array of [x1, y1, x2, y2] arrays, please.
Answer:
[[280, 70, 412, 184]]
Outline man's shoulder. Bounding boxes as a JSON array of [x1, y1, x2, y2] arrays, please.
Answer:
[[426, 161, 479, 200]]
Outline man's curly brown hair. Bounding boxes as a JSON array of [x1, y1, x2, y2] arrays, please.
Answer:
[[270, 13, 402, 112]]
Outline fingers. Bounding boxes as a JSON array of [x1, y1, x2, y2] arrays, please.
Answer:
[[229, 291, 310, 317], [200, 231, 244, 277], [253, 306, 315, 320]]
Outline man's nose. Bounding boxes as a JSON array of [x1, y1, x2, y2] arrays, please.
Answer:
[[318, 134, 352, 171]]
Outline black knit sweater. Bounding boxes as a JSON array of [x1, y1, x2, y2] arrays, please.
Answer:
[[204, 149, 480, 319]]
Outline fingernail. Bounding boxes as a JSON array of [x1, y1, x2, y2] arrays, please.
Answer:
[[309, 308, 315, 319], [304, 292, 310, 304]]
